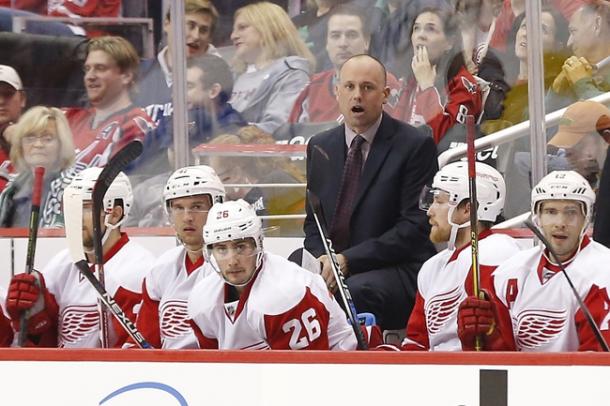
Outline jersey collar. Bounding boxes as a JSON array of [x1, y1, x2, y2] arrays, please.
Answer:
[[448, 228, 494, 263], [537, 235, 591, 284]]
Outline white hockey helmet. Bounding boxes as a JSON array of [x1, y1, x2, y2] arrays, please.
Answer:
[[204, 199, 263, 250], [66, 167, 133, 228], [203, 199, 264, 285], [164, 165, 225, 213], [531, 170, 595, 225], [427, 161, 505, 222]]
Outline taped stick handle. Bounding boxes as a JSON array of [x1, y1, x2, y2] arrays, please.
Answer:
[[18, 166, 45, 346]]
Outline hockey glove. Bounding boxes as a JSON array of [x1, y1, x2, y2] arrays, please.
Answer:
[[457, 291, 503, 351], [7, 271, 58, 335]]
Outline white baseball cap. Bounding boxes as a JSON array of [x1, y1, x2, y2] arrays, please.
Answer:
[[0, 65, 23, 90]]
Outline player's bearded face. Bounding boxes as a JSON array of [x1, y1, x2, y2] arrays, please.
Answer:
[[427, 193, 452, 243], [538, 200, 586, 262]]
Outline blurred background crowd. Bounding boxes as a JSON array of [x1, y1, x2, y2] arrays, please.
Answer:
[[0, 0, 609, 238]]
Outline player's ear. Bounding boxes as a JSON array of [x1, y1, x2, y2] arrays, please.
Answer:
[[108, 205, 124, 225]]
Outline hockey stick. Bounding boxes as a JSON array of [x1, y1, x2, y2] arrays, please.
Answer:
[[524, 220, 610, 352], [307, 189, 368, 350], [17, 167, 45, 347], [91, 140, 143, 348], [465, 115, 483, 351], [63, 181, 151, 349]]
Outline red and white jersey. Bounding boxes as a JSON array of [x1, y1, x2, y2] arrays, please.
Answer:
[[403, 232, 522, 351], [64, 106, 154, 170], [492, 236, 610, 352], [134, 245, 213, 349], [48, 0, 121, 17], [396, 66, 482, 144], [0, 286, 13, 347], [40, 233, 152, 348], [188, 252, 357, 350]]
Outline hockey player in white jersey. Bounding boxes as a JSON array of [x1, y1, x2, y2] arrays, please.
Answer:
[[6, 167, 153, 347], [131, 165, 225, 348], [401, 162, 521, 351], [459, 170, 610, 351], [0, 287, 12, 346], [188, 199, 359, 350]]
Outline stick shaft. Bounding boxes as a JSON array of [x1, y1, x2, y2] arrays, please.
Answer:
[[307, 190, 368, 350], [465, 116, 483, 351]]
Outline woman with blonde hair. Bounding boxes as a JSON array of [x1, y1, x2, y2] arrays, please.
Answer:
[[0, 106, 78, 227], [229, 1, 314, 135]]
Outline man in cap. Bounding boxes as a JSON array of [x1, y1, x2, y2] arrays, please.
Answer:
[[0, 65, 26, 190]]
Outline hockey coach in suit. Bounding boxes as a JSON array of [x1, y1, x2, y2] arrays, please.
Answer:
[[304, 54, 438, 330]]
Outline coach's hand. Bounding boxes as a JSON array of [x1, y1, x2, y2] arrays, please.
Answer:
[[319, 254, 349, 294]]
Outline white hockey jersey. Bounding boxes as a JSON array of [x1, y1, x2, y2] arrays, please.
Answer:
[[0, 286, 12, 347], [188, 252, 357, 350], [41, 233, 152, 348], [492, 236, 610, 352], [135, 245, 213, 349], [403, 232, 522, 351]]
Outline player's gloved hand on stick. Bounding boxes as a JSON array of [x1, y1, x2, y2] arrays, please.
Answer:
[[457, 290, 509, 351], [7, 271, 58, 335]]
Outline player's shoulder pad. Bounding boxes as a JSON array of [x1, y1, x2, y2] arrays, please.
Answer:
[[187, 271, 224, 319], [491, 245, 540, 279], [480, 233, 523, 265], [147, 245, 187, 281], [108, 240, 155, 292], [249, 253, 315, 315]]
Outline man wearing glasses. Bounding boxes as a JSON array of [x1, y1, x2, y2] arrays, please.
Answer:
[[129, 165, 226, 349], [187, 199, 368, 350]]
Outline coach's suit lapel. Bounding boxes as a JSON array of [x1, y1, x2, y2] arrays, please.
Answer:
[[352, 113, 393, 212], [322, 125, 347, 222]]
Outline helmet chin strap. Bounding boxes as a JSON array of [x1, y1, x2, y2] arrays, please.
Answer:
[[447, 205, 470, 251]]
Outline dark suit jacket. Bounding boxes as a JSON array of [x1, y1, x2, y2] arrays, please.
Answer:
[[304, 113, 438, 274]]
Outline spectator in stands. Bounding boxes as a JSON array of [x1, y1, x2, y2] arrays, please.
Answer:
[[482, 7, 569, 132], [0, 106, 77, 228], [509, 101, 609, 217], [396, 6, 482, 145], [594, 111, 610, 248], [229, 1, 315, 134], [135, 0, 221, 125], [452, 0, 504, 73], [48, 0, 121, 18], [65, 36, 154, 171], [0, 65, 26, 190], [134, 54, 246, 178], [292, 0, 348, 73], [369, 0, 432, 78], [546, 1, 610, 113], [205, 126, 306, 235], [488, 0, 585, 53], [451, 0, 510, 123], [546, 101, 610, 189], [304, 54, 438, 331], [289, 5, 405, 125]]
